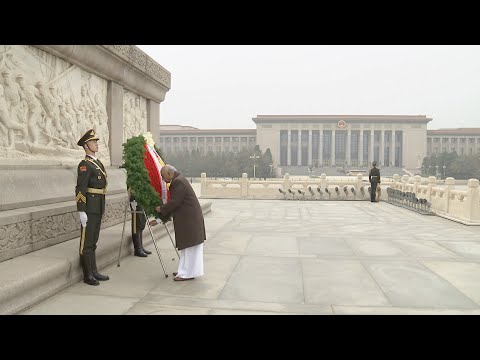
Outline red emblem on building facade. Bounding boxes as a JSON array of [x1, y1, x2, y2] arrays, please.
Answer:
[[337, 120, 346, 128]]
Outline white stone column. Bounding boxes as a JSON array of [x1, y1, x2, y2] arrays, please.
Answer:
[[391, 130, 396, 167], [346, 129, 351, 166], [297, 131, 302, 166], [283, 173, 291, 190], [308, 130, 313, 166], [356, 174, 363, 194], [287, 131, 291, 166], [201, 172, 207, 195], [359, 130, 364, 166], [331, 130, 336, 166], [402, 174, 409, 192], [380, 130, 385, 166], [402, 131, 406, 167], [319, 130, 323, 166], [241, 172, 248, 198], [467, 178, 480, 222], [370, 130, 375, 164], [147, 99, 160, 146], [413, 174, 421, 193], [320, 173, 327, 190], [444, 177, 455, 213], [393, 174, 400, 190], [427, 176, 436, 202], [107, 81, 124, 166]]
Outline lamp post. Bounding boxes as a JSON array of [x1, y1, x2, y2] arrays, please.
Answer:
[[249, 153, 260, 178], [443, 164, 446, 178], [435, 165, 439, 179], [269, 163, 274, 178]]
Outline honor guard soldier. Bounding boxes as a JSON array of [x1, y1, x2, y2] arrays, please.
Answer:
[[75, 129, 109, 285], [128, 190, 151, 257], [368, 161, 381, 202]]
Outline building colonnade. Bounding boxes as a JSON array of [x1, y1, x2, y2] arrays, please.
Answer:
[[279, 129, 405, 167]]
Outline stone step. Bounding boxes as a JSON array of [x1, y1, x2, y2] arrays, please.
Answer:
[[0, 201, 212, 314]]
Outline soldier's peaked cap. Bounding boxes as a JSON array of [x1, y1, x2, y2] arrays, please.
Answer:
[[77, 129, 99, 147]]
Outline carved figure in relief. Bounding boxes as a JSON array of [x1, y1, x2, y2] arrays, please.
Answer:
[[0, 83, 27, 149], [1, 71, 27, 138], [35, 81, 61, 145], [78, 85, 94, 120], [16, 74, 44, 145], [58, 103, 77, 148]]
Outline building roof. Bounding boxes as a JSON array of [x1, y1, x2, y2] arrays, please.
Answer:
[[159, 125, 199, 131], [252, 115, 432, 124], [427, 128, 480, 136], [160, 128, 256, 136]]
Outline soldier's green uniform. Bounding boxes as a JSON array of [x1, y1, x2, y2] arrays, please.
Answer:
[[129, 192, 151, 257], [369, 161, 381, 202], [75, 129, 109, 286]]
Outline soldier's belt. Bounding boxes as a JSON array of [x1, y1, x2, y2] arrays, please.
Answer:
[[87, 187, 107, 195]]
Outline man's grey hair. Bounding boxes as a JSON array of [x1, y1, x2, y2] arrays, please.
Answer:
[[163, 164, 177, 172]]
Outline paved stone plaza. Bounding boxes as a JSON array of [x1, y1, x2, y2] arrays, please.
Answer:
[[22, 199, 480, 315]]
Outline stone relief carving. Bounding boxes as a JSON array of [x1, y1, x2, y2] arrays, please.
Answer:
[[31, 213, 78, 243], [102, 202, 130, 225], [103, 45, 171, 88], [111, 45, 130, 58], [146, 57, 171, 87], [0, 206, 127, 255], [0, 221, 31, 251], [0, 45, 110, 163], [123, 90, 147, 142], [129, 47, 147, 68]]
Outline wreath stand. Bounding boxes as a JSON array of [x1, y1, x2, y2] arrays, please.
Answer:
[[116, 198, 180, 278]]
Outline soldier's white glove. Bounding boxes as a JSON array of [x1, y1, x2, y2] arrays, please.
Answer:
[[130, 200, 138, 209], [79, 211, 88, 227]]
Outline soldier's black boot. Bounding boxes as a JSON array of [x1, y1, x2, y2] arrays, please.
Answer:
[[139, 231, 152, 255], [81, 254, 99, 286], [91, 251, 109, 281], [133, 234, 148, 257]]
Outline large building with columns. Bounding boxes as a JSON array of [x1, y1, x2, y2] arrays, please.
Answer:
[[254, 115, 432, 170], [427, 128, 480, 156], [158, 125, 256, 155], [159, 115, 480, 172]]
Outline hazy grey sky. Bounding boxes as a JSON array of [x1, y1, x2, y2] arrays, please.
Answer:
[[137, 45, 480, 130]]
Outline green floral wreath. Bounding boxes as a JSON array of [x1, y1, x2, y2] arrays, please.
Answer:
[[122, 135, 162, 217]]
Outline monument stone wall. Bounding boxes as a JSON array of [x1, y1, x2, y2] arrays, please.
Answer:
[[0, 45, 170, 262]]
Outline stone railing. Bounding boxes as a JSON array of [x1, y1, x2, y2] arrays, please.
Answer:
[[200, 173, 383, 201], [390, 174, 480, 225]]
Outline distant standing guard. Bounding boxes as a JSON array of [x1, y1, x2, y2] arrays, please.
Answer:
[[369, 161, 381, 202], [75, 129, 110, 285]]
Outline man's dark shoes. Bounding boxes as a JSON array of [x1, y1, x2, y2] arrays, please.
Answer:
[[93, 272, 109, 281], [134, 249, 148, 257], [174, 276, 194, 281], [84, 277, 100, 286]]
